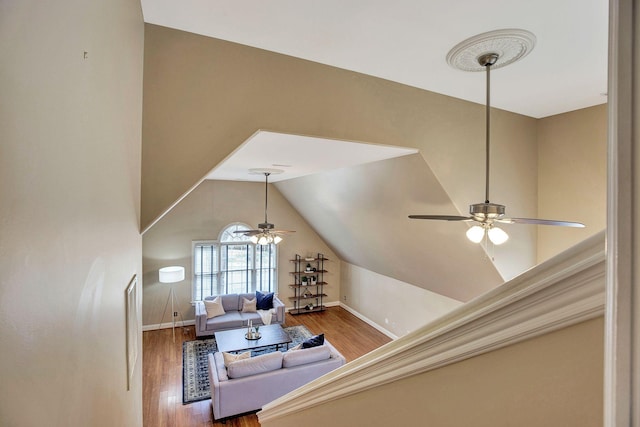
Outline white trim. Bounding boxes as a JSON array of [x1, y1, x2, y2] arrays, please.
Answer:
[[142, 319, 195, 332], [604, 1, 636, 425], [285, 299, 405, 343], [192, 235, 278, 302], [258, 231, 606, 424], [323, 300, 340, 308], [339, 302, 398, 340]]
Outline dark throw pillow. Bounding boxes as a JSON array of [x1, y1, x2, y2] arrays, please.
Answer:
[[256, 291, 274, 310], [301, 333, 325, 349]]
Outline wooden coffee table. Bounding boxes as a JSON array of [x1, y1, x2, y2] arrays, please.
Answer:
[[214, 324, 292, 353]]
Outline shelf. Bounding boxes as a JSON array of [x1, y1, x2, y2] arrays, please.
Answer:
[[288, 293, 327, 301], [289, 270, 328, 275], [290, 305, 326, 315], [290, 253, 327, 316], [289, 282, 327, 287]]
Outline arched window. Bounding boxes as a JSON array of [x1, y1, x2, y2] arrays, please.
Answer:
[[192, 223, 277, 300]]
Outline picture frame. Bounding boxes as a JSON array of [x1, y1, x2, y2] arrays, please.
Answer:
[[126, 274, 138, 391]]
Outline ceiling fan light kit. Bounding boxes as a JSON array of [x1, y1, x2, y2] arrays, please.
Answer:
[[410, 29, 584, 246], [235, 168, 295, 245], [466, 225, 486, 243]]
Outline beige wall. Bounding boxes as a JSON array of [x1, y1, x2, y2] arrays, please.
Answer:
[[142, 24, 539, 286], [142, 180, 339, 326], [142, 23, 605, 325], [340, 262, 462, 337], [262, 317, 603, 427], [537, 104, 607, 262], [0, 1, 144, 426]]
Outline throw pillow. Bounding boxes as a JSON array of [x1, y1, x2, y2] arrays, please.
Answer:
[[287, 343, 302, 352], [256, 291, 274, 310], [222, 351, 250, 367], [241, 297, 257, 313], [204, 296, 226, 319], [301, 333, 325, 349]]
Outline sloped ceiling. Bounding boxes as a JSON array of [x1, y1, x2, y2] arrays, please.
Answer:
[[276, 154, 503, 302]]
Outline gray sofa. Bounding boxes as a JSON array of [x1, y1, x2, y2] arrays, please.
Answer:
[[195, 293, 285, 337], [207, 340, 346, 420]]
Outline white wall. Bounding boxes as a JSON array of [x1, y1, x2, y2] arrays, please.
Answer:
[[0, 1, 144, 426], [277, 155, 504, 303], [340, 262, 462, 337]]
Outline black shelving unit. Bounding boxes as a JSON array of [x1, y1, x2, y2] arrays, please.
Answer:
[[289, 253, 328, 315]]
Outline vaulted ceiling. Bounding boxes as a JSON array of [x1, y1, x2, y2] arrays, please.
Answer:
[[141, 0, 608, 119], [140, 2, 607, 301]]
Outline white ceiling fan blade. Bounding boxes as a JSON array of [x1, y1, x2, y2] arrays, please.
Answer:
[[499, 217, 585, 228], [408, 215, 474, 221]]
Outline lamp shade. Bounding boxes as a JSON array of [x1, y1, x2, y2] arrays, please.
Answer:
[[488, 226, 509, 245], [159, 266, 185, 283], [466, 225, 485, 243]]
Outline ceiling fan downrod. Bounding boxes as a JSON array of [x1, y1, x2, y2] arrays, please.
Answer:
[[479, 52, 499, 205], [259, 172, 273, 230], [408, 30, 584, 237]]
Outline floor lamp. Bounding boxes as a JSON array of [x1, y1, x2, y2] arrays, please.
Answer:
[[159, 265, 185, 342]]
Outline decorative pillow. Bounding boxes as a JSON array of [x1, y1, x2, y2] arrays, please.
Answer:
[[227, 351, 283, 379], [204, 296, 226, 319], [241, 297, 257, 313], [256, 291, 274, 310], [282, 345, 331, 368], [222, 351, 250, 367], [287, 343, 302, 352], [301, 333, 325, 349], [213, 353, 229, 381]]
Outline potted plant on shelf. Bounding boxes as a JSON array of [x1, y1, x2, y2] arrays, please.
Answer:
[[301, 276, 308, 286]]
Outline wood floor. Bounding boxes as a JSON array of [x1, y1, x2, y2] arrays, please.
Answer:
[[143, 306, 392, 427]]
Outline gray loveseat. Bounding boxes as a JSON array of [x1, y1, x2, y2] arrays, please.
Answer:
[[207, 340, 346, 420], [195, 293, 285, 337]]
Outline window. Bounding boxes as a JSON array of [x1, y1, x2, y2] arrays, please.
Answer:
[[192, 223, 277, 301]]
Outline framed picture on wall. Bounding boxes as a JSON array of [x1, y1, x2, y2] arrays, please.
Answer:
[[126, 275, 138, 391]]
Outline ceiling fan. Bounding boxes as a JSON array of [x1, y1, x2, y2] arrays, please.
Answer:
[[409, 30, 585, 245], [234, 168, 295, 245]]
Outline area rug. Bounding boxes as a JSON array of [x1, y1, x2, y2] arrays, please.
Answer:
[[182, 325, 313, 404]]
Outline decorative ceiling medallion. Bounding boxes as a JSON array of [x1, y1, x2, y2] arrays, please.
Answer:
[[446, 29, 536, 72], [248, 168, 284, 175]]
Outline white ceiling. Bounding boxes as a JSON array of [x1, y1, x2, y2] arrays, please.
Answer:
[[141, 0, 608, 182], [207, 131, 418, 182], [141, 0, 608, 119]]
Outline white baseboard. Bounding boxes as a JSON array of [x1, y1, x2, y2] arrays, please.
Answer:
[[284, 301, 398, 340], [152, 302, 392, 339], [339, 303, 398, 340], [142, 319, 195, 332]]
